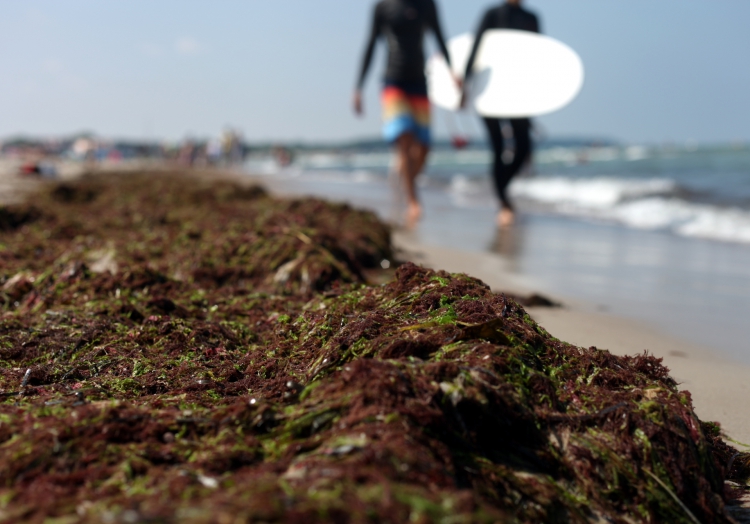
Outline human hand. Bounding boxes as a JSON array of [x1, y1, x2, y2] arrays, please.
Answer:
[[455, 76, 467, 109], [454, 75, 464, 92], [353, 91, 364, 116], [460, 90, 468, 110]]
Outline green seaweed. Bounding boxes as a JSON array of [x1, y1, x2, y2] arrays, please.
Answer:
[[0, 172, 744, 523]]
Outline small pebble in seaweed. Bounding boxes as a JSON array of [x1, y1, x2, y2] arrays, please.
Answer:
[[284, 381, 304, 400], [197, 475, 219, 489], [20, 368, 31, 389], [326, 445, 359, 456], [163, 432, 175, 443], [72, 392, 86, 406]]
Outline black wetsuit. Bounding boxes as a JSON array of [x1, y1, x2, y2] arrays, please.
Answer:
[[357, 0, 451, 94], [464, 3, 541, 212]]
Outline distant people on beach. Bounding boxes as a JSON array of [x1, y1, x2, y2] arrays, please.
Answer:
[[178, 139, 199, 167], [206, 139, 223, 166], [222, 128, 245, 167], [354, 0, 457, 228], [272, 146, 294, 168], [462, 0, 540, 228], [170, 130, 247, 169], [2, 134, 251, 172]]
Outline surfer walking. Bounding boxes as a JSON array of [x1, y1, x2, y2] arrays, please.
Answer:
[[462, 0, 540, 228], [354, 0, 456, 227]]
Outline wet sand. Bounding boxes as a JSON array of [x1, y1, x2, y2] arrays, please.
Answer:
[[397, 234, 750, 445]]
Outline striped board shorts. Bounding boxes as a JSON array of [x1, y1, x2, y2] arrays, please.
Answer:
[[381, 81, 431, 146]]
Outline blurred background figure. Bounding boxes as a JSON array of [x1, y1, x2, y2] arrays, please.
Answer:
[[463, 0, 540, 228], [71, 136, 96, 162], [221, 128, 245, 168], [272, 145, 294, 168], [206, 138, 223, 167], [354, 0, 455, 228], [178, 138, 198, 167]]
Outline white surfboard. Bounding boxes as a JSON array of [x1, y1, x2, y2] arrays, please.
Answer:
[[427, 30, 584, 118]]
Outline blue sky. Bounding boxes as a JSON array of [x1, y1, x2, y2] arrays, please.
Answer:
[[0, 0, 749, 144]]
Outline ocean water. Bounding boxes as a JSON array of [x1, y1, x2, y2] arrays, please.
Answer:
[[250, 143, 750, 245], [248, 143, 750, 361]]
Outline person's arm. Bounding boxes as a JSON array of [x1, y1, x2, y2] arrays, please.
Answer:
[[355, 4, 382, 92], [463, 10, 493, 83], [427, 0, 451, 69], [531, 13, 541, 34]]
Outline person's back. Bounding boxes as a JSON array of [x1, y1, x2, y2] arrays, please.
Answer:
[[358, 0, 449, 89], [478, 2, 539, 34], [464, 1, 540, 82]]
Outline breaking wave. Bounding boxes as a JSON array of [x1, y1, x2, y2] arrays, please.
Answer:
[[505, 176, 750, 244]]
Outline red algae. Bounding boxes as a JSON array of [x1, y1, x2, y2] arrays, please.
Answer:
[[0, 172, 746, 523]]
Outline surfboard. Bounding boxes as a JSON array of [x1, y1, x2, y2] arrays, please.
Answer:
[[427, 30, 585, 118]]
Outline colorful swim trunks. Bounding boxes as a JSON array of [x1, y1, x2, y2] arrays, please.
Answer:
[[381, 81, 431, 145]]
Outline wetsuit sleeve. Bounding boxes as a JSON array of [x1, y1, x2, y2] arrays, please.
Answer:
[[356, 4, 383, 90], [531, 13, 541, 33], [427, 0, 452, 68], [463, 10, 493, 82]]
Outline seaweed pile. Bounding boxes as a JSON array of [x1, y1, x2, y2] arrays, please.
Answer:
[[0, 172, 746, 523]]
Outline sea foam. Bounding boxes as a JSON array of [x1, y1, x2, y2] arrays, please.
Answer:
[[508, 176, 750, 244]]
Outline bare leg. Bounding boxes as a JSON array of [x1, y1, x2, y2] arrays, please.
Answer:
[[406, 139, 430, 226], [410, 140, 429, 177], [395, 133, 423, 228], [497, 207, 515, 228]]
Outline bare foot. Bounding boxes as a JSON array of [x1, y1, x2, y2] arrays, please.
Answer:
[[496, 208, 515, 228], [406, 202, 423, 229]]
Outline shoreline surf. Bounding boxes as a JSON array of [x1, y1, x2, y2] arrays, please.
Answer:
[[248, 142, 750, 245]]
